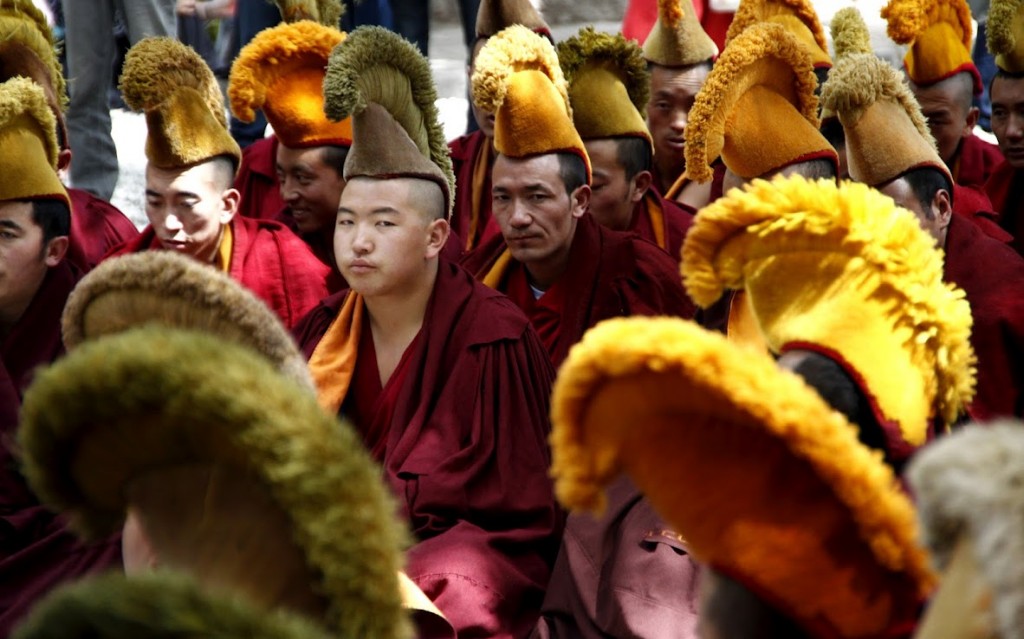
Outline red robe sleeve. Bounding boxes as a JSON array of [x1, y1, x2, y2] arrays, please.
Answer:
[[955, 133, 1004, 190], [983, 161, 1024, 256], [234, 136, 286, 220], [67, 187, 140, 272]]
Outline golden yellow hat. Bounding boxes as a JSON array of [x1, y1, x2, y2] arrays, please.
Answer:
[[475, 0, 550, 39], [557, 27, 651, 146], [17, 327, 411, 639], [684, 22, 835, 183], [642, 0, 718, 67], [0, 76, 67, 207], [120, 37, 241, 170], [323, 26, 455, 217], [681, 175, 976, 457], [726, 0, 831, 68], [550, 317, 935, 638], [0, 0, 68, 146], [988, 0, 1024, 74], [229, 22, 352, 149], [883, 0, 981, 92], [473, 25, 591, 182], [272, 0, 342, 26], [820, 8, 952, 188]]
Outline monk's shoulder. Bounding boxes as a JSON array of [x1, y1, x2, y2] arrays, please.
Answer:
[[452, 266, 531, 345], [292, 290, 349, 358], [448, 130, 485, 164]]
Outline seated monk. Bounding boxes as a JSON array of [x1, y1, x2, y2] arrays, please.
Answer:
[[558, 27, 694, 259], [0, 0, 138, 272], [108, 37, 329, 329], [461, 26, 695, 366], [0, 78, 120, 636], [295, 27, 562, 638]]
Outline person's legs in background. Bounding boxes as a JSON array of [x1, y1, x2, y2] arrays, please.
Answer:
[[389, 0, 428, 55], [457, 0, 480, 133], [229, 0, 281, 148], [973, 20, 997, 132]]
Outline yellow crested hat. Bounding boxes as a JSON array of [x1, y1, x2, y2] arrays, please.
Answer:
[[988, 0, 1024, 74], [17, 328, 411, 639], [472, 25, 591, 183], [550, 317, 935, 639], [272, 0, 342, 26], [0, 0, 68, 146], [642, 0, 718, 67], [684, 22, 836, 183], [475, 0, 551, 39], [681, 175, 976, 462], [229, 21, 352, 149], [0, 76, 68, 207], [323, 26, 455, 217], [726, 0, 831, 68], [119, 37, 241, 170], [820, 8, 951, 187], [883, 0, 981, 92], [557, 27, 651, 146]]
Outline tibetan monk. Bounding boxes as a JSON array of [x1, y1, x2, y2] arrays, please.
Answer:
[[880, 167, 1024, 419], [985, 70, 1024, 255], [234, 134, 286, 220]]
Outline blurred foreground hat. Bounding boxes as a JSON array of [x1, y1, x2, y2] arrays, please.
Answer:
[[988, 0, 1024, 73], [882, 0, 981, 93], [642, 0, 718, 67], [550, 316, 935, 639]]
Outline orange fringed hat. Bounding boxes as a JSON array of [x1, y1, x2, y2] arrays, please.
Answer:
[[0, 77, 68, 207], [681, 175, 976, 462], [557, 27, 651, 147], [323, 26, 456, 217], [228, 22, 351, 149], [119, 37, 240, 170], [683, 22, 836, 183], [882, 0, 982, 93], [988, 0, 1024, 73], [725, 0, 831, 68], [821, 8, 951, 188], [548, 317, 936, 639], [475, 0, 550, 39], [642, 0, 718, 67], [472, 25, 591, 183], [0, 0, 68, 147]]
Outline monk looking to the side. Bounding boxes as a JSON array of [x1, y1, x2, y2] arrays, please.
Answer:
[[109, 37, 329, 329], [294, 27, 561, 639], [461, 26, 694, 366], [558, 27, 693, 259]]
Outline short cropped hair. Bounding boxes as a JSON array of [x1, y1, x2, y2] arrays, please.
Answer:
[[901, 167, 953, 219], [790, 158, 838, 181], [615, 137, 653, 181], [320, 145, 349, 178], [29, 198, 71, 245], [556, 152, 589, 195]]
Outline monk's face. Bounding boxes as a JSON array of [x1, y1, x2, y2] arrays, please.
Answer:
[[145, 161, 238, 264], [0, 200, 66, 331], [585, 139, 650, 232], [335, 177, 449, 298], [991, 75, 1024, 169], [276, 144, 347, 235], [646, 63, 709, 178], [491, 153, 590, 284], [911, 74, 977, 166]]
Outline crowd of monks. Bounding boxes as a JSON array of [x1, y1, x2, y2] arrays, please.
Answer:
[[2, 0, 1024, 636]]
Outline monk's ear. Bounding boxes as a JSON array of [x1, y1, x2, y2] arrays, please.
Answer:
[[57, 148, 72, 173], [964, 107, 980, 138], [425, 217, 450, 259], [935, 188, 953, 232], [43, 235, 68, 267], [220, 188, 240, 225], [631, 170, 653, 203], [570, 184, 590, 219]]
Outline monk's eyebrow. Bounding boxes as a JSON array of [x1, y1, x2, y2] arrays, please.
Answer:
[[0, 219, 22, 231]]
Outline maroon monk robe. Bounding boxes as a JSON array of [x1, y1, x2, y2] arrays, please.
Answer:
[[67, 187, 139, 272], [294, 259, 562, 639], [629, 189, 695, 260], [274, 208, 348, 293], [0, 261, 122, 636], [460, 213, 696, 366], [449, 130, 502, 252], [954, 133, 1004, 190], [533, 478, 701, 639], [234, 135, 286, 220], [943, 213, 1024, 419], [108, 215, 330, 329], [984, 160, 1024, 255]]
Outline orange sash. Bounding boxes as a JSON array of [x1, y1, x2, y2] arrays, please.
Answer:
[[644, 193, 667, 250], [665, 170, 689, 200], [481, 249, 513, 289], [308, 292, 364, 414], [466, 140, 494, 251], [214, 222, 234, 273]]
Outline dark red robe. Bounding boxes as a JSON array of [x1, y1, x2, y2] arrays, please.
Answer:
[[108, 216, 330, 329], [460, 213, 696, 366], [953, 133, 1003, 190], [533, 477, 701, 639], [628, 189, 695, 261], [0, 261, 122, 636], [943, 213, 1024, 419], [449, 130, 502, 252], [234, 135, 286, 220], [67, 187, 139, 272], [293, 259, 562, 639], [984, 160, 1024, 256], [274, 208, 348, 293], [950, 183, 1015, 243]]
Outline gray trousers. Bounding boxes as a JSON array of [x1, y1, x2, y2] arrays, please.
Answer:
[[64, 0, 174, 200]]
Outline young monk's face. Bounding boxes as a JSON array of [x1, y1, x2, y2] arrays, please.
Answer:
[[334, 177, 448, 298]]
